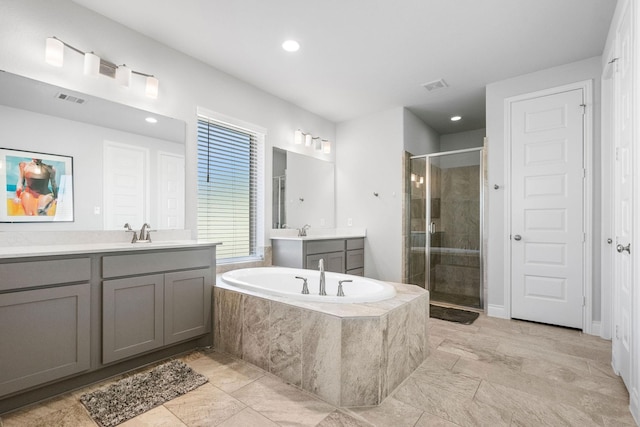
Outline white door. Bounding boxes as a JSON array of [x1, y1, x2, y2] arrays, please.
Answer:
[[510, 89, 585, 328], [612, 0, 632, 388], [103, 141, 148, 230], [157, 152, 185, 229]]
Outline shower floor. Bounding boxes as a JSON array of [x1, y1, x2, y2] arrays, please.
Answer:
[[430, 290, 481, 309]]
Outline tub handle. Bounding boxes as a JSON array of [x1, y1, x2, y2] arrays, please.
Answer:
[[295, 276, 309, 294], [338, 279, 352, 297]]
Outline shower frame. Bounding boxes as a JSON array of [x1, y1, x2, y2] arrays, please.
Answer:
[[410, 147, 485, 310]]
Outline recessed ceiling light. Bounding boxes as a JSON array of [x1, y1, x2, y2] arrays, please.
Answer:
[[145, 117, 158, 124], [450, 116, 462, 121], [282, 40, 300, 52]]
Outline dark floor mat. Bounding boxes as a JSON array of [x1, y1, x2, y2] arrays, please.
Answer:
[[430, 304, 479, 325]]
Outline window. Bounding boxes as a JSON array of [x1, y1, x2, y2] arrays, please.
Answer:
[[197, 111, 263, 261]]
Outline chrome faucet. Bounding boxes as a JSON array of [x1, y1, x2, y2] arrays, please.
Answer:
[[298, 224, 311, 237], [318, 258, 326, 296], [139, 223, 151, 242], [124, 223, 138, 243]]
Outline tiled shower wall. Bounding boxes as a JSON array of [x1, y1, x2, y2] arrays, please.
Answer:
[[213, 285, 429, 407], [434, 165, 480, 297]]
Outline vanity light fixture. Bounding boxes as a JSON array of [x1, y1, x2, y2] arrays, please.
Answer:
[[293, 129, 332, 154], [83, 52, 100, 77], [322, 140, 331, 154], [44, 37, 159, 99], [116, 64, 132, 87], [450, 115, 462, 121]]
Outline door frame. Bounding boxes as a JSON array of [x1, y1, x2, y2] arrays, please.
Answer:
[[502, 80, 594, 333]]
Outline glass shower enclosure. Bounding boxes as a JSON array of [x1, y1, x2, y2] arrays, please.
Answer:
[[408, 148, 484, 309]]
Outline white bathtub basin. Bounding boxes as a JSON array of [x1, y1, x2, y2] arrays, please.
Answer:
[[220, 267, 396, 303]]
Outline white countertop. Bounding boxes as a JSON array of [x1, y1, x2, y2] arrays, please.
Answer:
[[0, 240, 220, 260], [270, 227, 366, 241]]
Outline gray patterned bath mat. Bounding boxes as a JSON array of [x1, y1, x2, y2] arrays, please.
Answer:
[[430, 304, 479, 325], [80, 359, 207, 427]]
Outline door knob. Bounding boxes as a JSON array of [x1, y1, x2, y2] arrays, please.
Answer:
[[617, 243, 631, 254], [513, 235, 522, 241]]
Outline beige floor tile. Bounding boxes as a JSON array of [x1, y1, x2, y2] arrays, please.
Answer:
[[230, 375, 335, 426], [452, 358, 555, 401], [347, 396, 424, 427], [120, 405, 187, 427], [3, 401, 96, 427], [317, 410, 374, 426], [495, 340, 592, 373], [163, 382, 246, 427], [475, 380, 602, 426], [521, 357, 629, 399], [217, 407, 279, 427], [413, 412, 460, 426], [392, 372, 507, 427], [188, 351, 266, 393], [603, 412, 639, 426]]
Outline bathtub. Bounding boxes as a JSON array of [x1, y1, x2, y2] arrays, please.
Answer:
[[220, 267, 396, 303]]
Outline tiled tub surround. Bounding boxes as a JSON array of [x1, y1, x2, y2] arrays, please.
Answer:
[[214, 278, 429, 407]]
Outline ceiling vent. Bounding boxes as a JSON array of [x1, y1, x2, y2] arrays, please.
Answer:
[[56, 92, 86, 105], [421, 79, 448, 92]]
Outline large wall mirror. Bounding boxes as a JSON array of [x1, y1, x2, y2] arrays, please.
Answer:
[[0, 71, 186, 231], [272, 147, 335, 230]]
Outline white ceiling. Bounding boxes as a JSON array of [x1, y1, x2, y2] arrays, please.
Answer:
[[72, 0, 616, 135]]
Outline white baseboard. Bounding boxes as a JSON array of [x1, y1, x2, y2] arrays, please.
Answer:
[[590, 321, 601, 337], [630, 388, 639, 427], [487, 304, 509, 319]]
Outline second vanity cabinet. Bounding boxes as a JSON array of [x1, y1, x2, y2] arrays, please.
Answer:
[[272, 237, 365, 275], [102, 250, 213, 364]]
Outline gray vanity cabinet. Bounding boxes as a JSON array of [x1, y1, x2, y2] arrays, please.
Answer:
[[272, 237, 364, 275], [101, 250, 213, 364], [102, 274, 164, 364], [164, 269, 213, 345], [0, 259, 91, 397]]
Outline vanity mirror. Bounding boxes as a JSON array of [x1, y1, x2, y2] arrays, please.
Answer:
[[0, 71, 186, 231], [272, 147, 335, 230]]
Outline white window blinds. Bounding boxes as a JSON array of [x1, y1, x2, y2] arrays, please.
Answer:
[[197, 116, 258, 260]]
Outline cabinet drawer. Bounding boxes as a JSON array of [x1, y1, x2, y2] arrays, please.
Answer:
[[306, 239, 344, 255], [0, 283, 90, 397], [102, 249, 212, 278], [346, 249, 364, 270], [346, 238, 364, 250], [0, 258, 91, 291]]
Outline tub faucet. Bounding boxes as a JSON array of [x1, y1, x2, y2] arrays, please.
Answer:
[[318, 258, 326, 296]]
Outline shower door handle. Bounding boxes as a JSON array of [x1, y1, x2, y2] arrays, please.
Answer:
[[429, 222, 436, 234]]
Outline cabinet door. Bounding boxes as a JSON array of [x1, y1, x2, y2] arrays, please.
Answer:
[[0, 284, 90, 397], [346, 249, 364, 271], [103, 274, 164, 364], [164, 269, 212, 345], [306, 251, 345, 273]]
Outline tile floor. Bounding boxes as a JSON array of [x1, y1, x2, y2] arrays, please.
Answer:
[[1, 314, 637, 426]]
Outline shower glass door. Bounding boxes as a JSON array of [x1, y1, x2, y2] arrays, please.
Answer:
[[409, 148, 483, 309]]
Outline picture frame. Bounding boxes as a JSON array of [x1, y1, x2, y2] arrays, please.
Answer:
[[0, 147, 74, 222]]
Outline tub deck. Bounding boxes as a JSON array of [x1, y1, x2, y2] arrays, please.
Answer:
[[214, 278, 429, 407]]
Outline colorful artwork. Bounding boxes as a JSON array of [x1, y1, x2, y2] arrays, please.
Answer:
[[0, 148, 74, 222]]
